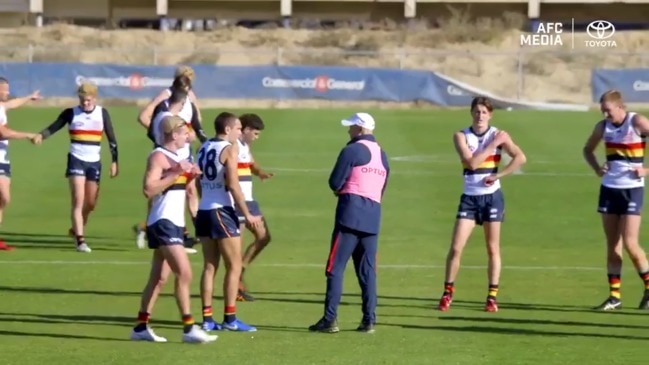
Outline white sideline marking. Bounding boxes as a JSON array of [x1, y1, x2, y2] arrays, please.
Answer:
[[261, 153, 584, 166], [389, 155, 585, 166], [0, 260, 603, 271], [269, 167, 591, 177]]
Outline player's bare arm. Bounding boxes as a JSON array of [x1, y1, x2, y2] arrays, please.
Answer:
[[0, 125, 36, 140], [630, 114, 649, 177], [1, 90, 40, 110], [137, 90, 168, 129], [249, 154, 273, 180], [453, 131, 506, 170], [143, 153, 187, 198], [632, 113, 649, 137], [495, 136, 527, 179], [583, 120, 606, 176]]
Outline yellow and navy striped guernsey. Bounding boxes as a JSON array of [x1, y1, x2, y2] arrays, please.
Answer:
[[37, 105, 118, 165], [602, 112, 646, 189], [461, 126, 502, 196], [68, 106, 107, 163], [164, 171, 191, 193], [238, 162, 252, 181]]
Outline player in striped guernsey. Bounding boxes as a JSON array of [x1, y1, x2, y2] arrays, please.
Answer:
[[134, 73, 207, 252], [235, 113, 274, 301], [583, 90, 649, 311], [195, 112, 262, 332], [0, 77, 41, 251], [437, 97, 526, 313], [130, 115, 216, 344], [137, 65, 202, 130], [32, 83, 118, 253]]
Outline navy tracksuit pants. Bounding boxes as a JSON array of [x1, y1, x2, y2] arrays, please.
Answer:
[[324, 223, 378, 323]]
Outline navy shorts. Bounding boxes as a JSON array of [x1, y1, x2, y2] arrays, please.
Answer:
[[65, 153, 101, 182], [235, 200, 263, 223], [597, 185, 644, 216], [456, 189, 505, 225], [0, 163, 11, 178], [195, 206, 241, 239], [146, 219, 185, 249]]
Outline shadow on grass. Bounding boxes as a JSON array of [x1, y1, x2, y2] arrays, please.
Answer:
[[0, 285, 231, 303], [245, 291, 616, 313], [0, 312, 178, 327], [437, 315, 649, 330], [0, 231, 124, 251], [380, 322, 649, 341], [0, 328, 131, 342]]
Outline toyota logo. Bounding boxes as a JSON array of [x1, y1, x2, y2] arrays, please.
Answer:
[[586, 20, 615, 40]]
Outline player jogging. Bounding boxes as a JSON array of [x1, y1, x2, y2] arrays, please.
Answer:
[[195, 112, 262, 332], [235, 113, 274, 301], [437, 97, 526, 313], [32, 83, 118, 253], [129, 115, 216, 344], [134, 74, 207, 251], [0, 77, 41, 251], [583, 89, 649, 311]]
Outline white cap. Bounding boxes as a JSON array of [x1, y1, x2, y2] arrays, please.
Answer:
[[341, 112, 375, 131]]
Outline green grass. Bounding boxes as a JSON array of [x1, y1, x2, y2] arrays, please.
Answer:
[[0, 107, 647, 364]]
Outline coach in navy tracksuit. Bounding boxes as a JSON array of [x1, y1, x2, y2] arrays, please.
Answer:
[[308, 112, 390, 334]]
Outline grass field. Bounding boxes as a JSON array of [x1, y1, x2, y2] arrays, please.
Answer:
[[1, 106, 648, 365]]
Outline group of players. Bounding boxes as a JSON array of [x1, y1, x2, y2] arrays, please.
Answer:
[[435, 91, 649, 315], [0, 66, 272, 343], [0, 80, 119, 254], [0, 67, 648, 339], [131, 67, 272, 303], [128, 67, 274, 342]]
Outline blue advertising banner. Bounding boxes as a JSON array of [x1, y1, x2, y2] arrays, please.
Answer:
[[0, 62, 589, 111], [591, 69, 649, 103], [0, 62, 477, 106]]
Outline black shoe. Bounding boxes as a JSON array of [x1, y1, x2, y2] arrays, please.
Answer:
[[183, 236, 196, 248], [638, 290, 649, 309], [308, 317, 339, 333], [594, 296, 622, 311], [356, 321, 375, 333], [237, 289, 255, 302]]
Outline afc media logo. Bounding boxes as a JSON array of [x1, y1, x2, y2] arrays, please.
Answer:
[[520, 22, 564, 47], [519, 20, 617, 48]]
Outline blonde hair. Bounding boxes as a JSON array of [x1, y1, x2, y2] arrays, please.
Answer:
[[77, 82, 98, 97], [174, 65, 195, 81], [161, 115, 186, 135], [600, 89, 624, 105]]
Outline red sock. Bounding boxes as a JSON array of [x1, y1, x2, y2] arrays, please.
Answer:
[[224, 305, 236, 323], [137, 311, 150, 324]]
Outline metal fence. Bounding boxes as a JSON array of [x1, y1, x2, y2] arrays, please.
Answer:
[[1, 45, 648, 103]]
